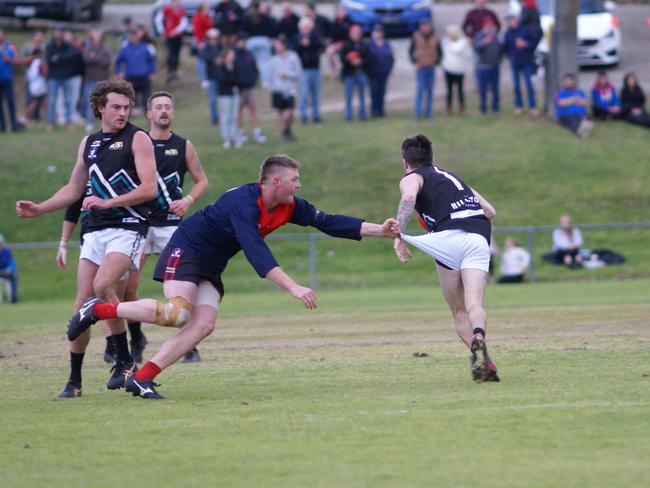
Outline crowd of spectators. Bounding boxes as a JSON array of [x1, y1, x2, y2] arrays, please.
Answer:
[[0, 0, 648, 140]]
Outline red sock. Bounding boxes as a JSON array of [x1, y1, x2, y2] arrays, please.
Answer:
[[135, 361, 162, 382], [94, 302, 118, 320]]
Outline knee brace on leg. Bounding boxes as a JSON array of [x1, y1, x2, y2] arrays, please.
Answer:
[[154, 296, 193, 328]]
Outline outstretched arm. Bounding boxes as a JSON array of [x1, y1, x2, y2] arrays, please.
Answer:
[[360, 219, 400, 238], [471, 187, 496, 220], [393, 173, 422, 263], [266, 266, 317, 309]]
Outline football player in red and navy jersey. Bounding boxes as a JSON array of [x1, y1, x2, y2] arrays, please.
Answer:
[[67, 154, 399, 399]]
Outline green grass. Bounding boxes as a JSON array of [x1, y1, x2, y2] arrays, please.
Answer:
[[1, 282, 650, 487]]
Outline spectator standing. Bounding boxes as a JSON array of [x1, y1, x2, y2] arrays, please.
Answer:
[[21, 31, 44, 121], [305, 2, 332, 40], [0, 30, 22, 133], [21, 48, 47, 124], [366, 24, 394, 118], [462, 0, 501, 39], [519, 0, 543, 46], [294, 16, 325, 124], [504, 14, 538, 116], [277, 3, 300, 39], [591, 71, 620, 120], [215, 48, 241, 149], [160, 0, 188, 84], [242, 1, 277, 89], [214, 0, 244, 46], [82, 29, 111, 133], [620, 72, 650, 129], [473, 17, 502, 115], [201, 28, 222, 126], [552, 214, 584, 268], [555, 73, 593, 138], [340, 24, 370, 121], [59, 31, 84, 125], [441, 24, 472, 116], [497, 237, 530, 283], [235, 35, 266, 144], [45, 26, 76, 131], [268, 35, 302, 140], [0, 233, 18, 303], [115, 29, 156, 115], [192, 3, 214, 87], [409, 19, 439, 119], [325, 6, 350, 79]]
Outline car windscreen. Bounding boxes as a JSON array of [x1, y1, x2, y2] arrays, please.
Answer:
[[535, 0, 606, 16]]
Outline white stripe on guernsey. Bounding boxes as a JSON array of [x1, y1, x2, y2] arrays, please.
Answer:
[[156, 173, 173, 206], [450, 208, 485, 220], [434, 166, 464, 190], [89, 164, 145, 220]]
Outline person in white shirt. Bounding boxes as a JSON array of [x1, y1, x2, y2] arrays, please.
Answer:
[[552, 213, 584, 268], [497, 237, 530, 283], [441, 24, 472, 116], [21, 48, 47, 123]]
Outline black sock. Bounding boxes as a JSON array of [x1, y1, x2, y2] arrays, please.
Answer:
[[69, 352, 85, 386], [128, 321, 143, 342], [473, 328, 485, 337], [113, 331, 132, 363], [105, 336, 115, 355]]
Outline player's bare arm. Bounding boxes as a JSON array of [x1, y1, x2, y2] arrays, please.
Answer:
[[393, 173, 422, 262], [83, 131, 157, 211], [16, 137, 89, 219], [360, 219, 400, 238], [265, 266, 317, 309], [56, 220, 77, 270], [169, 140, 209, 216], [471, 187, 496, 220]]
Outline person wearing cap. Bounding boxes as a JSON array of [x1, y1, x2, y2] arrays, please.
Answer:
[[201, 28, 222, 126], [0, 234, 18, 303], [366, 24, 394, 118], [409, 18, 440, 119]]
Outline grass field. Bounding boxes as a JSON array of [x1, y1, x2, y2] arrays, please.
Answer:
[[1, 281, 649, 487]]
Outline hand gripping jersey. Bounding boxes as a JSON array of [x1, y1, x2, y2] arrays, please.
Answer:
[[167, 183, 364, 278], [408, 165, 491, 243], [83, 122, 149, 235], [148, 132, 188, 227]]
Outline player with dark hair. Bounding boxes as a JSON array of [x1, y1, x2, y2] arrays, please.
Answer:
[[123, 90, 209, 364], [67, 154, 399, 399], [393, 134, 500, 382], [16, 78, 157, 397]]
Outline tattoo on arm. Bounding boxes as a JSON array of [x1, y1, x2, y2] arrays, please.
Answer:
[[396, 199, 416, 234]]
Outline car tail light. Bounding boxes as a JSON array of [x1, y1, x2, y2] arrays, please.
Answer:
[[611, 16, 619, 28]]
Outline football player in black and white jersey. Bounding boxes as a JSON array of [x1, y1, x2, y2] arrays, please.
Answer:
[[393, 134, 500, 382], [123, 91, 208, 363], [16, 79, 158, 397]]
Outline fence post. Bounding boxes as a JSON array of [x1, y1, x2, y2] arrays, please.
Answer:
[[309, 234, 318, 290], [527, 227, 536, 283]]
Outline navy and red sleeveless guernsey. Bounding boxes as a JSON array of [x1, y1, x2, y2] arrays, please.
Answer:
[[83, 122, 149, 235], [149, 132, 188, 227], [407, 165, 491, 243], [165, 183, 364, 279]]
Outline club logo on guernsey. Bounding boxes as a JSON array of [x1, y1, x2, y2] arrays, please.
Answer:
[[88, 140, 101, 159], [164, 148, 179, 156], [108, 141, 123, 151]]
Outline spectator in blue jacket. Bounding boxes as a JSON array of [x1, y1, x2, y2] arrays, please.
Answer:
[[504, 14, 537, 116], [555, 73, 593, 138], [0, 233, 18, 303], [114, 29, 156, 114], [45, 26, 77, 130], [294, 16, 325, 124], [591, 71, 620, 120], [0, 30, 23, 133], [367, 24, 394, 118]]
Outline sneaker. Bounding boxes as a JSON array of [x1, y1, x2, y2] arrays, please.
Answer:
[[107, 360, 138, 390], [577, 119, 594, 139], [130, 333, 148, 364], [182, 347, 201, 363], [57, 381, 81, 398], [253, 129, 267, 144], [236, 128, 248, 144], [470, 335, 493, 383], [234, 138, 244, 149], [200, 80, 209, 90], [223, 140, 232, 149], [125, 375, 165, 400], [67, 297, 103, 341]]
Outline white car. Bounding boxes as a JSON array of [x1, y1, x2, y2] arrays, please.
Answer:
[[509, 0, 621, 66]]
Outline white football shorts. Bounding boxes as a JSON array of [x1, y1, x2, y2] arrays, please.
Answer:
[[401, 229, 490, 272], [142, 225, 177, 255], [80, 228, 144, 272]]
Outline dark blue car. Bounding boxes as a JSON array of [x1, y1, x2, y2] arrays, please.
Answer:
[[340, 0, 432, 36]]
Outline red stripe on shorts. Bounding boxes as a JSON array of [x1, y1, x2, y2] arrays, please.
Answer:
[[163, 249, 182, 281]]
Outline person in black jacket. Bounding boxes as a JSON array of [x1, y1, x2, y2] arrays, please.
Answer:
[[620, 72, 650, 129], [295, 17, 325, 124], [214, 0, 244, 46], [200, 28, 222, 126], [366, 24, 394, 118], [340, 24, 370, 121], [242, 1, 277, 89], [277, 2, 300, 39], [216, 47, 242, 148], [45, 26, 77, 130], [235, 35, 266, 144]]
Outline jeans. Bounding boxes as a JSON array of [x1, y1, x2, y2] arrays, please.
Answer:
[[476, 66, 500, 114], [414, 66, 435, 118], [46, 78, 73, 125], [0, 79, 18, 131], [0, 270, 18, 302], [217, 94, 239, 143], [196, 55, 206, 82], [368, 75, 388, 117], [343, 71, 367, 121], [207, 80, 219, 125], [246, 36, 272, 88], [299, 68, 322, 122], [82, 80, 99, 125], [511, 62, 535, 109]]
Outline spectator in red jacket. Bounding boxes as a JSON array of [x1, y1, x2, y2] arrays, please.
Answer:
[[462, 0, 501, 39], [192, 3, 213, 86], [158, 0, 188, 84]]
